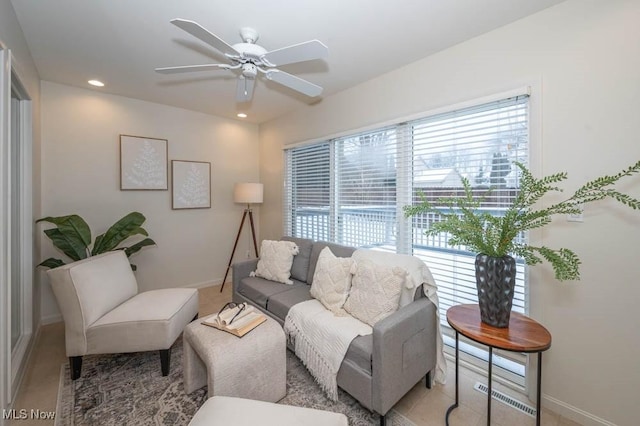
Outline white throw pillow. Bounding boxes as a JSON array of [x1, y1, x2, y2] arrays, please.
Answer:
[[251, 240, 299, 285], [343, 260, 407, 327], [310, 247, 356, 314]]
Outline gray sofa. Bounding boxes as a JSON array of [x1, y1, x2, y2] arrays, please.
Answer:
[[232, 237, 438, 426]]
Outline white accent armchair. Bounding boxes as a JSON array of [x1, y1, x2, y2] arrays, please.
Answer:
[[47, 250, 199, 380]]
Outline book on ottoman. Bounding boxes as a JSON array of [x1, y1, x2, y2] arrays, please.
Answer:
[[202, 302, 266, 337]]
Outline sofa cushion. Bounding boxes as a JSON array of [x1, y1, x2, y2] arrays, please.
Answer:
[[266, 285, 313, 320], [281, 237, 313, 283], [307, 241, 356, 284], [344, 260, 406, 327], [343, 334, 373, 374], [310, 247, 356, 314], [236, 276, 306, 309], [253, 240, 299, 285]]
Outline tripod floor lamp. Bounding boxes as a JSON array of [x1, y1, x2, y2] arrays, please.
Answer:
[[220, 183, 263, 292]]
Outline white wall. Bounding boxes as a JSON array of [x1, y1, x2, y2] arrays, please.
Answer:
[[40, 81, 259, 321], [259, 1, 640, 425]]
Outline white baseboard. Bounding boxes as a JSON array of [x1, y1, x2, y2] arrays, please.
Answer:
[[543, 394, 617, 426], [184, 279, 223, 289], [444, 352, 616, 426], [9, 326, 40, 407]]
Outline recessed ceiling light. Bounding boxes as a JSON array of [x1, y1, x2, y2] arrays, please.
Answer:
[[237, 113, 247, 118], [88, 80, 104, 87]]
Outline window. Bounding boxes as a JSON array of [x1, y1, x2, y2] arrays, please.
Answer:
[[284, 143, 331, 241], [284, 93, 530, 383], [336, 127, 399, 248]]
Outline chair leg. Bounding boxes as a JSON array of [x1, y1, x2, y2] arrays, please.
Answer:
[[70, 356, 82, 380], [379, 414, 386, 426], [159, 349, 171, 376], [426, 370, 432, 389]]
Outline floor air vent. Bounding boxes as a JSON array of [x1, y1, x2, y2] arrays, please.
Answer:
[[473, 382, 536, 417]]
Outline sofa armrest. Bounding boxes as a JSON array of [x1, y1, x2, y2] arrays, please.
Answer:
[[231, 259, 259, 291], [371, 297, 437, 415]]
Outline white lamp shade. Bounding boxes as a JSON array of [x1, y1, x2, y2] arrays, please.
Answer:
[[234, 183, 263, 204]]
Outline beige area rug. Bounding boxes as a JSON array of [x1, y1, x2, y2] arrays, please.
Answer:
[[55, 338, 416, 426]]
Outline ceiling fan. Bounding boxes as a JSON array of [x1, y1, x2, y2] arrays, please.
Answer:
[[156, 19, 329, 102]]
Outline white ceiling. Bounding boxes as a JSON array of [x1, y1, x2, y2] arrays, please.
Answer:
[[11, 0, 565, 124]]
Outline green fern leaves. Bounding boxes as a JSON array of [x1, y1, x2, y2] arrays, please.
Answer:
[[403, 161, 640, 281]]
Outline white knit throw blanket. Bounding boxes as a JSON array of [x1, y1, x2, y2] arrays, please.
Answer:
[[284, 299, 372, 401]]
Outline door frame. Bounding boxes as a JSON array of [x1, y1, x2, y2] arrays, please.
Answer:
[[0, 43, 12, 419], [9, 69, 33, 396], [0, 44, 34, 414]]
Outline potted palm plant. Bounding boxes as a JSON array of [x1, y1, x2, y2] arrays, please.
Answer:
[[404, 161, 640, 327], [37, 211, 155, 271]]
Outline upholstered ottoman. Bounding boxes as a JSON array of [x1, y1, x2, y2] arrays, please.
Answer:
[[189, 396, 348, 426], [183, 314, 286, 402]]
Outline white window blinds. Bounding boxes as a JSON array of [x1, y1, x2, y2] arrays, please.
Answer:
[[284, 143, 331, 241], [284, 92, 529, 329], [410, 95, 529, 323], [335, 127, 399, 248]]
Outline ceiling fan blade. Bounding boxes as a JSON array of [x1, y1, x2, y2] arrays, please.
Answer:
[[155, 64, 231, 74], [265, 70, 323, 97], [170, 19, 240, 57], [261, 40, 328, 67], [236, 76, 256, 102]]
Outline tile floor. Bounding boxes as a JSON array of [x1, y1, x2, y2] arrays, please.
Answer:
[[9, 285, 582, 426]]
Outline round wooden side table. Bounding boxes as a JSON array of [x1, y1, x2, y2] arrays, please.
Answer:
[[445, 304, 551, 426]]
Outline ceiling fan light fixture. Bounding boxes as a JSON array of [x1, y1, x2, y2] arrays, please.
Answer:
[[237, 113, 247, 118], [88, 79, 104, 87], [241, 63, 258, 79]]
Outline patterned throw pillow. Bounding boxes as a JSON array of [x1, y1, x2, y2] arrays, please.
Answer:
[[310, 247, 356, 314], [252, 240, 299, 285], [343, 260, 406, 327]]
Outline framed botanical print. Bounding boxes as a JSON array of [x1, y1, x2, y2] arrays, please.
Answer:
[[172, 160, 211, 209], [120, 135, 168, 190]]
